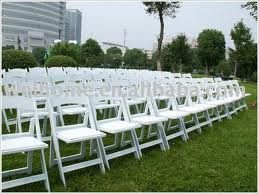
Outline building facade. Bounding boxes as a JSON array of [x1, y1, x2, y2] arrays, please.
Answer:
[[101, 41, 127, 55], [65, 9, 82, 44], [2, 2, 66, 51]]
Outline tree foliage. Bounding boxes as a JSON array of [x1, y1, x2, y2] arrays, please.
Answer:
[[230, 20, 257, 80], [2, 49, 37, 70], [161, 34, 191, 72], [32, 47, 46, 65], [215, 59, 232, 76], [80, 38, 104, 67], [44, 55, 77, 67], [143, 2, 181, 71], [123, 48, 147, 69], [241, 1, 257, 20], [104, 47, 123, 68], [197, 29, 226, 75], [50, 42, 81, 63]]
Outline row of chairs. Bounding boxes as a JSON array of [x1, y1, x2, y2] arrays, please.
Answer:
[[2, 67, 250, 191]]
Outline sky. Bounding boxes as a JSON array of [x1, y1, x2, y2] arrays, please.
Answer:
[[66, 1, 257, 50]]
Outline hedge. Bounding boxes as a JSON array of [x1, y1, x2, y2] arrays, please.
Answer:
[[2, 49, 37, 70], [44, 55, 77, 67]]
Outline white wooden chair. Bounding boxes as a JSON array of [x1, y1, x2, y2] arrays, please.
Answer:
[[123, 96, 170, 152], [177, 85, 216, 135], [91, 95, 142, 162], [1, 96, 50, 191], [153, 96, 190, 141], [47, 96, 107, 187]]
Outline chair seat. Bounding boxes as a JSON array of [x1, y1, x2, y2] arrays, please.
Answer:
[[154, 96, 170, 100], [179, 105, 207, 114], [95, 103, 120, 110], [127, 99, 145, 105], [159, 110, 190, 119], [132, 115, 168, 125], [204, 99, 232, 106], [61, 105, 88, 115], [21, 108, 48, 118], [225, 96, 241, 101], [2, 135, 48, 155], [56, 127, 105, 143], [98, 120, 141, 134], [191, 103, 217, 109]]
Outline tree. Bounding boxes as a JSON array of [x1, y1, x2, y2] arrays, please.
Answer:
[[241, 1, 257, 20], [215, 59, 232, 76], [123, 48, 147, 69], [161, 44, 174, 71], [170, 34, 191, 72], [161, 34, 192, 72], [106, 47, 123, 55], [44, 55, 77, 67], [80, 38, 104, 67], [230, 20, 253, 78], [229, 42, 257, 81], [104, 47, 123, 68], [32, 47, 46, 66], [49, 42, 81, 63], [143, 2, 181, 71], [197, 29, 226, 75], [2, 50, 37, 70]]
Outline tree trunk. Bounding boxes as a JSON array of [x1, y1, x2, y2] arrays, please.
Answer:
[[179, 59, 182, 73], [157, 10, 164, 71], [234, 61, 238, 78], [205, 61, 208, 76]]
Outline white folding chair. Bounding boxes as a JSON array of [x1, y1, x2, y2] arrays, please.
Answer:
[[47, 96, 107, 187], [123, 95, 170, 152], [176, 84, 216, 136], [91, 95, 142, 162], [1, 96, 50, 191]]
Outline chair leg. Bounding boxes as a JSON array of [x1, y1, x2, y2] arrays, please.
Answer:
[[193, 113, 202, 133], [214, 107, 222, 122], [49, 137, 55, 167], [52, 137, 66, 186], [2, 110, 11, 133], [97, 138, 110, 170], [129, 129, 141, 159], [80, 141, 86, 159], [231, 102, 238, 115], [27, 151, 33, 174], [95, 139, 106, 174], [178, 118, 188, 141], [40, 149, 50, 192], [157, 123, 170, 150], [223, 104, 232, 119], [204, 110, 212, 127]]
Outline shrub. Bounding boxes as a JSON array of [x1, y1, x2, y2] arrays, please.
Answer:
[[182, 64, 193, 73], [32, 47, 46, 65], [2, 49, 37, 70], [216, 60, 232, 76], [50, 42, 81, 63], [44, 55, 77, 67]]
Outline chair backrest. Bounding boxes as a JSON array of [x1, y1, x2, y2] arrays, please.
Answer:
[[2, 96, 41, 137], [27, 67, 49, 83], [5, 68, 28, 79]]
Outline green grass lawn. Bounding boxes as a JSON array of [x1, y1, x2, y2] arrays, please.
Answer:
[[2, 82, 257, 192]]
